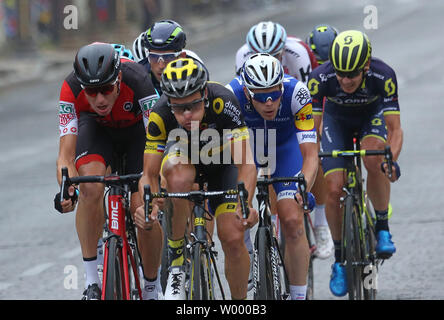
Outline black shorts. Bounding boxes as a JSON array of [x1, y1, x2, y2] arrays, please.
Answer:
[[161, 141, 239, 218], [75, 113, 145, 177]]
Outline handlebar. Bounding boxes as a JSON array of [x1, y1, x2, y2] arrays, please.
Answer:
[[318, 146, 394, 178], [143, 181, 250, 222], [256, 173, 310, 211], [58, 167, 141, 212]]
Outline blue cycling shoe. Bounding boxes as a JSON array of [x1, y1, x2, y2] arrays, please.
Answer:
[[329, 262, 347, 297], [376, 230, 396, 259]]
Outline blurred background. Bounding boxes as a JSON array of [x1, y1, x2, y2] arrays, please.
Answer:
[[1, 0, 444, 300], [0, 0, 291, 52]]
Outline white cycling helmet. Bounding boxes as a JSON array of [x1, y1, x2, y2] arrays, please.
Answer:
[[241, 53, 284, 89], [246, 21, 287, 56], [132, 32, 149, 62]]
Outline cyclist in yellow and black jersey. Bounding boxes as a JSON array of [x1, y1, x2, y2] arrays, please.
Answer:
[[134, 58, 258, 300]]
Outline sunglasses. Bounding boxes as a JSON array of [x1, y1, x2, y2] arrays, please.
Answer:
[[168, 96, 205, 114], [335, 68, 363, 79], [81, 78, 118, 97], [148, 51, 181, 64], [247, 88, 283, 103]]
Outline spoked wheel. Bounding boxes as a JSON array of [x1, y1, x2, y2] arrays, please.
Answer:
[[189, 242, 213, 300]]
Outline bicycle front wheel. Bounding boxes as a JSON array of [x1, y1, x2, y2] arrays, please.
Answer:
[[343, 195, 364, 300], [253, 227, 276, 300], [104, 236, 124, 300], [189, 243, 214, 300]]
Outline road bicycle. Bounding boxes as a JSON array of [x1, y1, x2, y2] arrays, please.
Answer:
[[59, 152, 143, 300], [319, 137, 393, 300], [252, 172, 313, 300], [143, 181, 249, 300]]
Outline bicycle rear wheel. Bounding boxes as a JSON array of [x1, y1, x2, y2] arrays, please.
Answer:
[[104, 236, 124, 300], [343, 196, 364, 300], [253, 227, 275, 300]]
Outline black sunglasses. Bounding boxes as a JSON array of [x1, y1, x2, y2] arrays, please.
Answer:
[[168, 96, 206, 114], [335, 68, 363, 79]]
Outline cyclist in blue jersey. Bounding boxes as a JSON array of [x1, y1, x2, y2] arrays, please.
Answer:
[[307, 30, 403, 297], [227, 53, 318, 300]]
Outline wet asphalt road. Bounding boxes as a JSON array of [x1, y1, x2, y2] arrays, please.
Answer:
[[0, 0, 443, 300]]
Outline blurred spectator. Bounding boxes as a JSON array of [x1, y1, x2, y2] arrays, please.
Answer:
[[142, 0, 159, 30]]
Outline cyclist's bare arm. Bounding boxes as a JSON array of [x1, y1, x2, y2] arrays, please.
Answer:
[[232, 136, 258, 227], [384, 113, 403, 162], [135, 152, 162, 229], [56, 134, 78, 184], [56, 134, 78, 212], [299, 141, 319, 192]]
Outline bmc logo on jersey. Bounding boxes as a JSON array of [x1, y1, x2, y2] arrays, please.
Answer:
[[294, 104, 314, 131]]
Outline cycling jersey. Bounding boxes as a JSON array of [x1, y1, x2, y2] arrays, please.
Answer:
[[138, 49, 207, 95], [59, 59, 159, 137], [227, 74, 317, 199], [308, 57, 400, 117], [145, 81, 249, 159], [145, 81, 249, 217], [307, 57, 400, 176], [235, 36, 318, 84]]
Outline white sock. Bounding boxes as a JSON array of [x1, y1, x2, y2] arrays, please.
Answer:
[[290, 285, 307, 300], [314, 204, 328, 227], [143, 277, 159, 300], [83, 257, 100, 288]]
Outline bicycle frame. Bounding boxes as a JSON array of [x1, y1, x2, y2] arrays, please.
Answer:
[[144, 183, 249, 300], [253, 173, 309, 300], [319, 139, 393, 300], [59, 167, 143, 300]]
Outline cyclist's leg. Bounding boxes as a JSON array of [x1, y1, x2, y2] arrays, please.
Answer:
[[75, 114, 111, 295], [360, 111, 395, 256], [270, 138, 309, 300], [124, 122, 164, 299], [161, 144, 195, 299], [321, 110, 352, 297], [209, 164, 249, 300]]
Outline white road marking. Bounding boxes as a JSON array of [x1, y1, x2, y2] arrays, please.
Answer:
[[20, 262, 55, 277]]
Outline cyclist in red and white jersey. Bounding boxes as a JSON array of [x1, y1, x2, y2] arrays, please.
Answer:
[[55, 43, 163, 300], [235, 21, 318, 85]]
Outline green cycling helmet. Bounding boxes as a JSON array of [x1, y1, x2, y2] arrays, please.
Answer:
[[329, 30, 372, 72]]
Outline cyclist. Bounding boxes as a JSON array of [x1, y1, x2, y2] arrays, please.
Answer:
[[227, 53, 318, 300], [307, 30, 403, 297], [133, 19, 208, 96], [55, 42, 163, 300], [306, 24, 339, 65], [112, 43, 136, 61], [235, 21, 331, 268], [134, 58, 258, 300], [235, 21, 318, 84], [304, 24, 339, 260]]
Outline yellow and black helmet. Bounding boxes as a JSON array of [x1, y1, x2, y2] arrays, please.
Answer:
[[160, 58, 208, 98], [329, 30, 372, 72]]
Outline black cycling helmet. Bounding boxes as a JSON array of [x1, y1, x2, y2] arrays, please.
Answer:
[[73, 42, 120, 87], [143, 20, 186, 52], [160, 58, 207, 98], [306, 24, 338, 64]]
